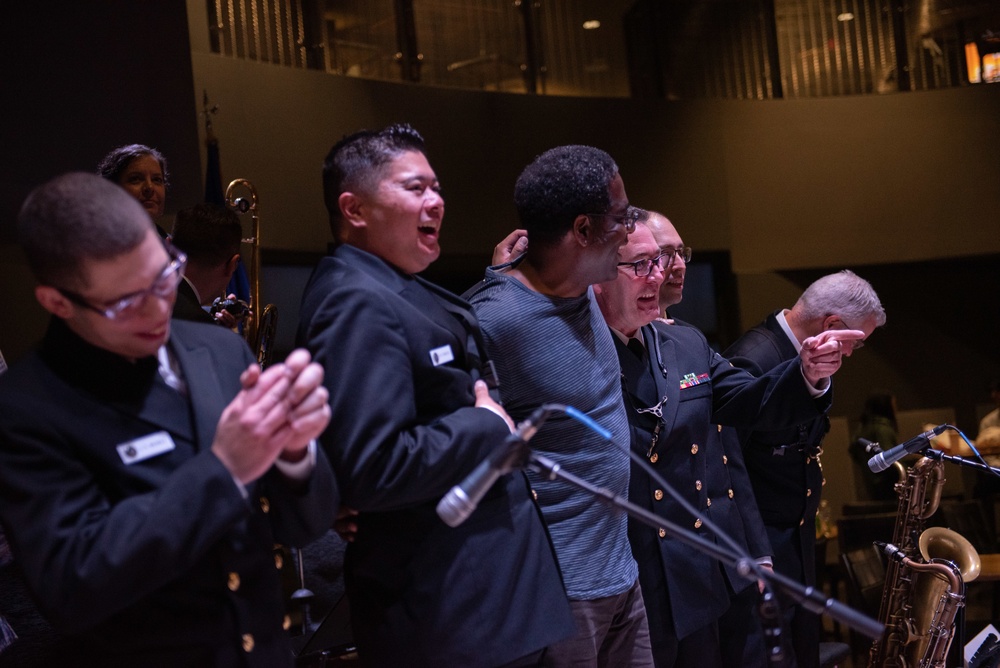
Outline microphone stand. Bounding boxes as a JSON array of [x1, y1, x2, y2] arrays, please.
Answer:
[[920, 447, 1000, 477], [527, 452, 885, 647]]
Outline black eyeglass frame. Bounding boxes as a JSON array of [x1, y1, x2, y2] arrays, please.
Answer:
[[658, 246, 693, 265], [617, 252, 666, 277], [584, 205, 646, 234]]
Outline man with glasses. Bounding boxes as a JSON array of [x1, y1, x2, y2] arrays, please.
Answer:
[[644, 212, 692, 321], [469, 145, 653, 666], [593, 220, 861, 668], [723, 270, 885, 668], [0, 173, 337, 666]]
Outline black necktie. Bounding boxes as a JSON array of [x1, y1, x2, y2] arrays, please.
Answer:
[[627, 338, 647, 362]]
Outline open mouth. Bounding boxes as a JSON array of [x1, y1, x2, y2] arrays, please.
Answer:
[[418, 225, 439, 239]]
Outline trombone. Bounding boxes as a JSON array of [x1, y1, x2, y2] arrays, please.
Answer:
[[225, 178, 277, 368]]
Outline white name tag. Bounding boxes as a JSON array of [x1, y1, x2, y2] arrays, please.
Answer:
[[117, 431, 176, 465], [429, 344, 455, 367]]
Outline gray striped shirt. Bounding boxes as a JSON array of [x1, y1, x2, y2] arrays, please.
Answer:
[[471, 269, 637, 600]]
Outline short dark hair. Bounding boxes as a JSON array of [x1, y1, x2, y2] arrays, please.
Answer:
[[171, 203, 243, 267], [322, 123, 426, 237], [18, 173, 152, 289], [97, 144, 170, 187], [513, 145, 619, 247]]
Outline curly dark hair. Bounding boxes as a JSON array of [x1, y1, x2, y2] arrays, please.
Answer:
[[322, 123, 427, 238], [513, 145, 618, 247], [97, 144, 170, 187]]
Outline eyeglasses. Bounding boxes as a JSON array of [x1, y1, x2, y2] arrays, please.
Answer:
[[659, 246, 692, 264], [830, 318, 866, 350], [618, 253, 665, 277], [58, 247, 187, 320], [585, 206, 646, 234]]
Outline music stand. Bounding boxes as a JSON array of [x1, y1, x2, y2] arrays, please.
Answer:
[[293, 593, 356, 662]]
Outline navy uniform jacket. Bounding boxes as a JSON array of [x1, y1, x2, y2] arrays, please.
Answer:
[[297, 244, 573, 668], [723, 311, 829, 587], [620, 319, 828, 641], [0, 318, 338, 667], [172, 278, 217, 324]]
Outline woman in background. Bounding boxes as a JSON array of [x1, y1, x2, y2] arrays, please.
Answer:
[[850, 391, 900, 501], [98, 144, 169, 236]]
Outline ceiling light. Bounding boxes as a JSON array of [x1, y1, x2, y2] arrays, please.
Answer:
[[837, 12, 854, 21], [583, 20, 601, 30]]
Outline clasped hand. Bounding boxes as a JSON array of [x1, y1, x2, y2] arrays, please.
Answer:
[[212, 348, 331, 485], [799, 328, 865, 387]]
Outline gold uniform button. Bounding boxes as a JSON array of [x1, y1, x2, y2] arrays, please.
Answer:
[[717, 424, 723, 433], [650, 453, 658, 463], [728, 489, 734, 499], [658, 528, 666, 539], [799, 519, 805, 526], [691, 444, 699, 455], [722, 454, 728, 465], [259, 496, 270, 513], [694, 519, 703, 529], [282, 615, 291, 631], [822, 478, 827, 486], [805, 457, 812, 465], [532, 489, 538, 501], [695, 480, 702, 491], [706, 498, 712, 507], [654, 490, 664, 501], [806, 488, 813, 497], [274, 553, 283, 569], [227, 572, 240, 592], [242, 633, 255, 653]]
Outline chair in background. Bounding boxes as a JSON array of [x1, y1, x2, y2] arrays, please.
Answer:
[[939, 498, 998, 554], [837, 512, 898, 555], [842, 499, 898, 517]]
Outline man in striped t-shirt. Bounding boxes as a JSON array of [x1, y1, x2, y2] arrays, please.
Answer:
[[470, 145, 654, 668]]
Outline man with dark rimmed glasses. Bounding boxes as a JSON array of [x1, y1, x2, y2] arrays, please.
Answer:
[[594, 217, 866, 668], [0, 172, 337, 666], [469, 144, 655, 667]]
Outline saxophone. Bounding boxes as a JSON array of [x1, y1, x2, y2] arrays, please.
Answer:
[[868, 456, 981, 667]]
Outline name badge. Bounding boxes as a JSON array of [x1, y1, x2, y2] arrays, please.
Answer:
[[117, 431, 176, 465], [429, 344, 455, 367]]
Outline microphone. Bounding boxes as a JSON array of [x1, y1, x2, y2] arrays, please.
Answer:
[[867, 425, 948, 473], [857, 437, 881, 455], [436, 406, 551, 528]]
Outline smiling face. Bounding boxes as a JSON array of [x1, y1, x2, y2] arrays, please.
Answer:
[[117, 154, 166, 220], [595, 224, 664, 338], [645, 212, 686, 311], [349, 150, 444, 274], [39, 227, 176, 360], [579, 173, 633, 286]]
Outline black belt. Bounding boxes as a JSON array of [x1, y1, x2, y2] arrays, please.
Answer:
[[769, 443, 822, 458]]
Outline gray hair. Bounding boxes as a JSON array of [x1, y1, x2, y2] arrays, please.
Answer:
[[795, 270, 886, 327]]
